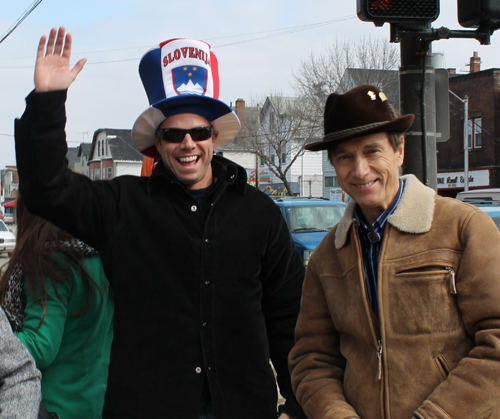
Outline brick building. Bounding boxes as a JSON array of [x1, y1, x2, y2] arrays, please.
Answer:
[[437, 53, 500, 197]]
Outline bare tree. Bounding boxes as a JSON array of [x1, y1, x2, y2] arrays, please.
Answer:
[[292, 36, 400, 119], [236, 93, 319, 196]]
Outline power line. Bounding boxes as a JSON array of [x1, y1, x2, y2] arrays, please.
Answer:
[[0, 15, 356, 68], [213, 16, 356, 48], [0, 0, 44, 44]]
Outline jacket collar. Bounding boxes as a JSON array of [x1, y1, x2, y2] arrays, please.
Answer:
[[211, 155, 248, 195], [335, 174, 436, 249]]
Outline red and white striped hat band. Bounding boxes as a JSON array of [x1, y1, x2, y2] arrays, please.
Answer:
[[132, 38, 241, 158]]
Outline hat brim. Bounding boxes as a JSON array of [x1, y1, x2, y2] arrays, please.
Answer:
[[132, 95, 241, 158], [305, 114, 415, 152]]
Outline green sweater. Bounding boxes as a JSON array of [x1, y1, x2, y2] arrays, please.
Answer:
[[17, 254, 114, 419]]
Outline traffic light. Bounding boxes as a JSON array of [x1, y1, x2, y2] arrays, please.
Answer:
[[458, 0, 500, 28], [357, 0, 440, 27]]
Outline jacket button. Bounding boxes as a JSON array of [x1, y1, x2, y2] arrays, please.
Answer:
[[205, 281, 210, 286], [202, 322, 208, 327], [205, 238, 209, 244], [191, 205, 197, 212], [195, 367, 202, 374]]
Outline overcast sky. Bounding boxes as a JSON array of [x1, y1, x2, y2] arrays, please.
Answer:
[[0, 0, 499, 170]]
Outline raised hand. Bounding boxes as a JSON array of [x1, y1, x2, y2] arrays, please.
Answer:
[[34, 27, 87, 92]]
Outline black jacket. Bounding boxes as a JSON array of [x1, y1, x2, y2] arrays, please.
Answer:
[[15, 90, 306, 419]]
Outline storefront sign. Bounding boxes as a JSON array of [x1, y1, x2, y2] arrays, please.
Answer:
[[247, 169, 271, 183], [330, 188, 349, 202], [437, 169, 489, 189]]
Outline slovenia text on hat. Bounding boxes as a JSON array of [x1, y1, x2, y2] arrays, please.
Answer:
[[132, 38, 241, 157]]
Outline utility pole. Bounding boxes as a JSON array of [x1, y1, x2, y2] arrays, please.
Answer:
[[357, 0, 500, 190], [399, 24, 437, 189], [256, 104, 261, 189], [449, 90, 469, 191], [463, 95, 469, 191]]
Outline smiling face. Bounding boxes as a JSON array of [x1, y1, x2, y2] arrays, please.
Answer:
[[155, 113, 218, 190], [331, 132, 405, 225]]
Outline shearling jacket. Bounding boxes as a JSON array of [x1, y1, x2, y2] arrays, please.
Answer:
[[15, 90, 307, 419], [289, 174, 500, 419]]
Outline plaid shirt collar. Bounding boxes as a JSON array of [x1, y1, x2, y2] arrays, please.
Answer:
[[355, 178, 404, 241]]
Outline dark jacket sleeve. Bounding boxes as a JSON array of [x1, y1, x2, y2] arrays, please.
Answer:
[[15, 90, 119, 250], [260, 202, 307, 419]]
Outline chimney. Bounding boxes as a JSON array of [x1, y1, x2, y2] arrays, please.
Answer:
[[469, 52, 481, 73], [235, 98, 245, 111], [234, 99, 246, 143], [447, 68, 456, 74]]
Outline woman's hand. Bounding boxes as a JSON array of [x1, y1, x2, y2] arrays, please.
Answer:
[[34, 27, 87, 92]]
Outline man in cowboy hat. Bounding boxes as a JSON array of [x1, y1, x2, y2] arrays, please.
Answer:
[[15, 27, 306, 419], [289, 85, 500, 419]]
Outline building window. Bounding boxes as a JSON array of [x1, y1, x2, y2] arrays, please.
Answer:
[[467, 118, 482, 149], [281, 153, 286, 165], [325, 176, 339, 187], [94, 168, 100, 180], [107, 167, 113, 179]]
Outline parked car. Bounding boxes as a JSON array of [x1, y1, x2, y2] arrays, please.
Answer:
[[3, 213, 14, 225], [0, 210, 4, 221], [0, 220, 16, 256], [274, 197, 347, 266], [456, 188, 500, 204], [473, 205, 500, 229], [456, 189, 500, 229]]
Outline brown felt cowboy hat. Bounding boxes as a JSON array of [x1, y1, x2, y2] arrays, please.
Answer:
[[305, 85, 415, 151]]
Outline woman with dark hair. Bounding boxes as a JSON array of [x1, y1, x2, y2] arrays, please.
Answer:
[[0, 195, 113, 419]]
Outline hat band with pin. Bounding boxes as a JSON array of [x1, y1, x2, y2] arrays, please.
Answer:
[[305, 85, 415, 152]]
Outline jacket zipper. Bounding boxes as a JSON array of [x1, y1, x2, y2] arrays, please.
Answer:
[[445, 267, 457, 294], [377, 339, 383, 380], [353, 226, 385, 412]]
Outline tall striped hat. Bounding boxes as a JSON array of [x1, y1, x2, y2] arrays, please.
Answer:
[[132, 38, 241, 157]]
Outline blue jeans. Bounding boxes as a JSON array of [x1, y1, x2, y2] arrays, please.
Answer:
[[199, 403, 214, 419]]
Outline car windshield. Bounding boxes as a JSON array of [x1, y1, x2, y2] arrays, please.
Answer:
[[0, 221, 8, 232], [286, 205, 346, 232]]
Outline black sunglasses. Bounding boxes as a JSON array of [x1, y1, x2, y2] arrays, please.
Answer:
[[156, 126, 214, 143]]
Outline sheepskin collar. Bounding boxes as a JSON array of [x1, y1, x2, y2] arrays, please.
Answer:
[[335, 174, 436, 249]]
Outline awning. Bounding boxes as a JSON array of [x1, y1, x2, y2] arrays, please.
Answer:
[[3, 200, 16, 207]]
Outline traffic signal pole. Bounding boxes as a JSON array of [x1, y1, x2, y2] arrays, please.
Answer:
[[357, 0, 500, 190], [399, 24, 437, 190]]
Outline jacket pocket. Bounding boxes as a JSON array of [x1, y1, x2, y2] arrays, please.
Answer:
[[433, 354, 452, 381], [389, 265, 461, 335]]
